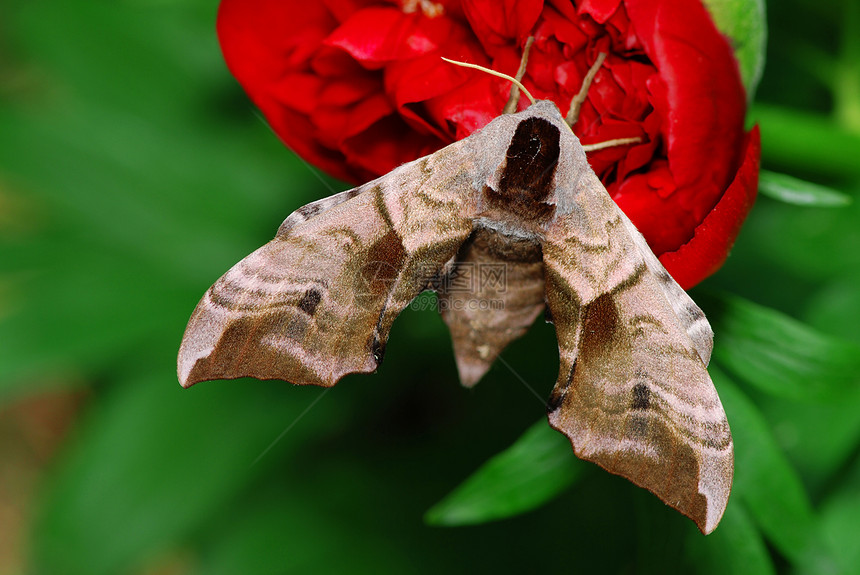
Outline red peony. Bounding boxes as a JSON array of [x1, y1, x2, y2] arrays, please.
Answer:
[[216, 0, 759, 288]]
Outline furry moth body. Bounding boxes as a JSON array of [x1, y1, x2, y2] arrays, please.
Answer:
[[178, 99, 733, 534]]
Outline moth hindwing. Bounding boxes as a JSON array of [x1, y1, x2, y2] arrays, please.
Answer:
[[178, 99, 733, 534]]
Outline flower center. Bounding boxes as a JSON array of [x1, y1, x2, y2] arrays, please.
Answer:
[[401, 0, 444, 18]]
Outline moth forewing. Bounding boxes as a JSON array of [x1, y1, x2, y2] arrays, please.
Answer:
[[177, 138, 479, 388], [539, 125, 732, 533]]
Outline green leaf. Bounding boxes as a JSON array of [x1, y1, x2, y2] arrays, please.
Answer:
[[425, 420, 585, 526], [751, 104, 860, 177], [758, 170, 852, 206], [712, 367, 816, 561], [755, 388, 860, 495], [196, 470, 413, 575], [0, 0, 335, 405], [805, 275, 860, 343], [30, 370, 342, 575], [792, 454, 860, 574], [685, 499, 776, 575], [813, 486, 860, 574], [701, 0, 767, 99], [705, 293, 860, 401]]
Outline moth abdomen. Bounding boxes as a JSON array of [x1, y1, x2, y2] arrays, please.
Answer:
[[468, 226, 542, 264]]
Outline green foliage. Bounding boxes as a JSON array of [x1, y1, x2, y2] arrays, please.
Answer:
[[425, 420, 585, 526], [32, 375, 343, 575], [758, 170, 852, 206], [712, 368, 815, 561], [684, 500, 775, 575], [705, 293, 860, 401], [702, 0, 768, 99], [1, 0, 859, 574]]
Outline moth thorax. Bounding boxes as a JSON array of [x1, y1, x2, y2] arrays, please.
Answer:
[[484, 116, 560, 222]]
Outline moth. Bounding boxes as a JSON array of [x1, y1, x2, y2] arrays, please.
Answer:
[[178, 50, 733, 534]]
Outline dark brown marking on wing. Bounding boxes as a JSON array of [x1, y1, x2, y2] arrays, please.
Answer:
[[684, 305, 706, 322], [185, 315, 331, 388], [277, 187, 365, 237], [582, 293, 620, 351], [370, 336, 386, 367], [631, 383, 650, 410], [361, 230, 407, 294], [296, 202, 324, 220], [628, 313, 667, 336], [554, 291, 619, 392], [322, 225, 363, 249], [208, 281, 288, 312], [372, 184, 396, 231], [609, 263, 648, 296], [547, 384, 566, 413], [298, 288, 322, 316], [656, 268, 675, 285]]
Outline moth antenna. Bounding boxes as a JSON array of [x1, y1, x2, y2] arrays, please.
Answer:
[[441, 57, 537, 107], [502, 36, 535, 114], [582, 136, 642, 152], [568, 52, 641, 152], [566, 52, 607, 127]]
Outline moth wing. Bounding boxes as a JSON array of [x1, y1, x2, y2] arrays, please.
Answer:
[[275, 187, 364, 236], [178, 143, 478, 388], [618, 212, 713, 365], [542, 173, 733, 534]]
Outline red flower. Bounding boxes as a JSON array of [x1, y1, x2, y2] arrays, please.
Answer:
[[217, 0, 759, 288]]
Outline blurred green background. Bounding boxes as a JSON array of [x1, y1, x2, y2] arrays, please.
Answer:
[[1, 0, 859, 573]]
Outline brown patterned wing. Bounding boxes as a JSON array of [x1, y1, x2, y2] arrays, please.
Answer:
[[541, 171, 733, 534], [178, 143, 478, 388]]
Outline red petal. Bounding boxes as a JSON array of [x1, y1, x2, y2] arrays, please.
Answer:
[[624, 0, 746, 223], [272, 73, 326, 116], [342, 115, 445, 175], [385, 53, 472, 139], [614, 161, 697, 255], [323, 0, 384, 23], [382, 22, 488, 132], [326, 7, 456, 68], [218, 0, 337, 88], [541, 3, 588, 49], [426, 75, 507, 138], [462, 0, 544, 49], [578, 0, 622, 24], [659, 127, 761, 289], [311, 92, 393, 149], [267, 106, 365, 183], [547, 0, 578, 19]]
